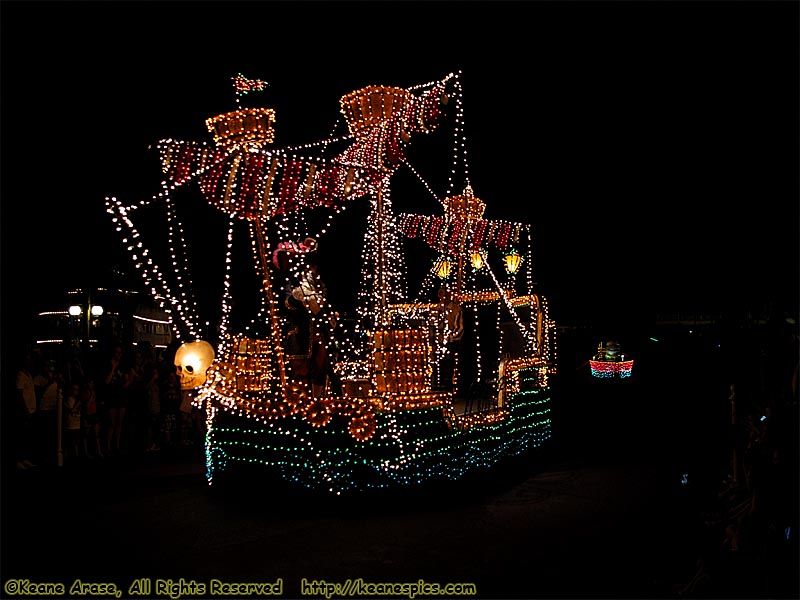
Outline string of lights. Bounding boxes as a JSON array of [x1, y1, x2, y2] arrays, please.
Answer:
[[106, 72, 559, 494]]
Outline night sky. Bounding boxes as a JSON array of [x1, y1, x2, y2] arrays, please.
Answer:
[[2, 1, 798, 352]]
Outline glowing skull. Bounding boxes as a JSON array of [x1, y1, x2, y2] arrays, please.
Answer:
[[174, 340, 215, 390]]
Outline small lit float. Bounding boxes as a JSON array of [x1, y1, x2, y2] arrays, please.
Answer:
[[105, 72, 557, 494], [589, 340, 634, 379]]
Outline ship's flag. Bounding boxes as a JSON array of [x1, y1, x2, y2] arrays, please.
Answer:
[[233, 73, 269, 97]]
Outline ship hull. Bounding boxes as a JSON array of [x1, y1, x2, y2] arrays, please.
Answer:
[[203, 371, 553, 495]]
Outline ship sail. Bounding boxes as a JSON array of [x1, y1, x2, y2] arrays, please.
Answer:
[[154, 81, 447, 220]]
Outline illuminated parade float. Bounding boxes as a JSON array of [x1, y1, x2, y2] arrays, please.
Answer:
[[589, 341, 634, 379], [105, 72, 557, 494]]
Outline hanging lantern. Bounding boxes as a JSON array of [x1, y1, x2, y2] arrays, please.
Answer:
[[470, 249, 486, 270], [433, 256, 452, 279], [504, 248, 523, 274]]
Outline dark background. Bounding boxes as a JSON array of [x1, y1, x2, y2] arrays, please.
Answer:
[[1, 4, 798, 597], [2, 0, 798, 351]]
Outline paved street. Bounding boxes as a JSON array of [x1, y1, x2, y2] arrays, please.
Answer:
[[3, 449, 684, 599]]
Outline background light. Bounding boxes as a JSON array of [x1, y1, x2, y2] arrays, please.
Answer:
[[68, 305, 82, 316]]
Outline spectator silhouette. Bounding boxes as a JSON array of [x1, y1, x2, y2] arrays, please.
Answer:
[[34, 357, 62, 465], [159, 368, 181, 449], [124, 349, 148, 453], [81, 377, 103, 459], [13, 351, 39, 470], [63, 381, 83, 462], [102, 344, 127, 456], [144, 362, 161, 452]]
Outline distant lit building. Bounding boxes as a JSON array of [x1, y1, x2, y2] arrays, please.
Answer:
[[35, 287, 174, 351]]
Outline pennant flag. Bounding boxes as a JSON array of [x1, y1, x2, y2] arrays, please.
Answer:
[[233, 73, 269, 97]]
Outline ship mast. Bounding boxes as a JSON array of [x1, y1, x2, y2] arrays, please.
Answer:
[[337, 85, 415, 336], [376, 185, 388, 327], [204, 97, 288, 389], [252, 217, 288, 389], [447, 185, 485, 299]]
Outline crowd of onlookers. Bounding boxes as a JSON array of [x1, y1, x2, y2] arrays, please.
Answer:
[[674, 319, 799, 598], [11, 339, 205, 471]]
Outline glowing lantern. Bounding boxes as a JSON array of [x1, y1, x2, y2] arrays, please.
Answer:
[[174, 340, 216, 389], [433, 256, 452, 279], [470, 250, 486, 270], [504, 249, 523, 274]]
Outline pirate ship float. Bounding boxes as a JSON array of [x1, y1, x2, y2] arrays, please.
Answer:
[[106, 72, 557, 494]]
